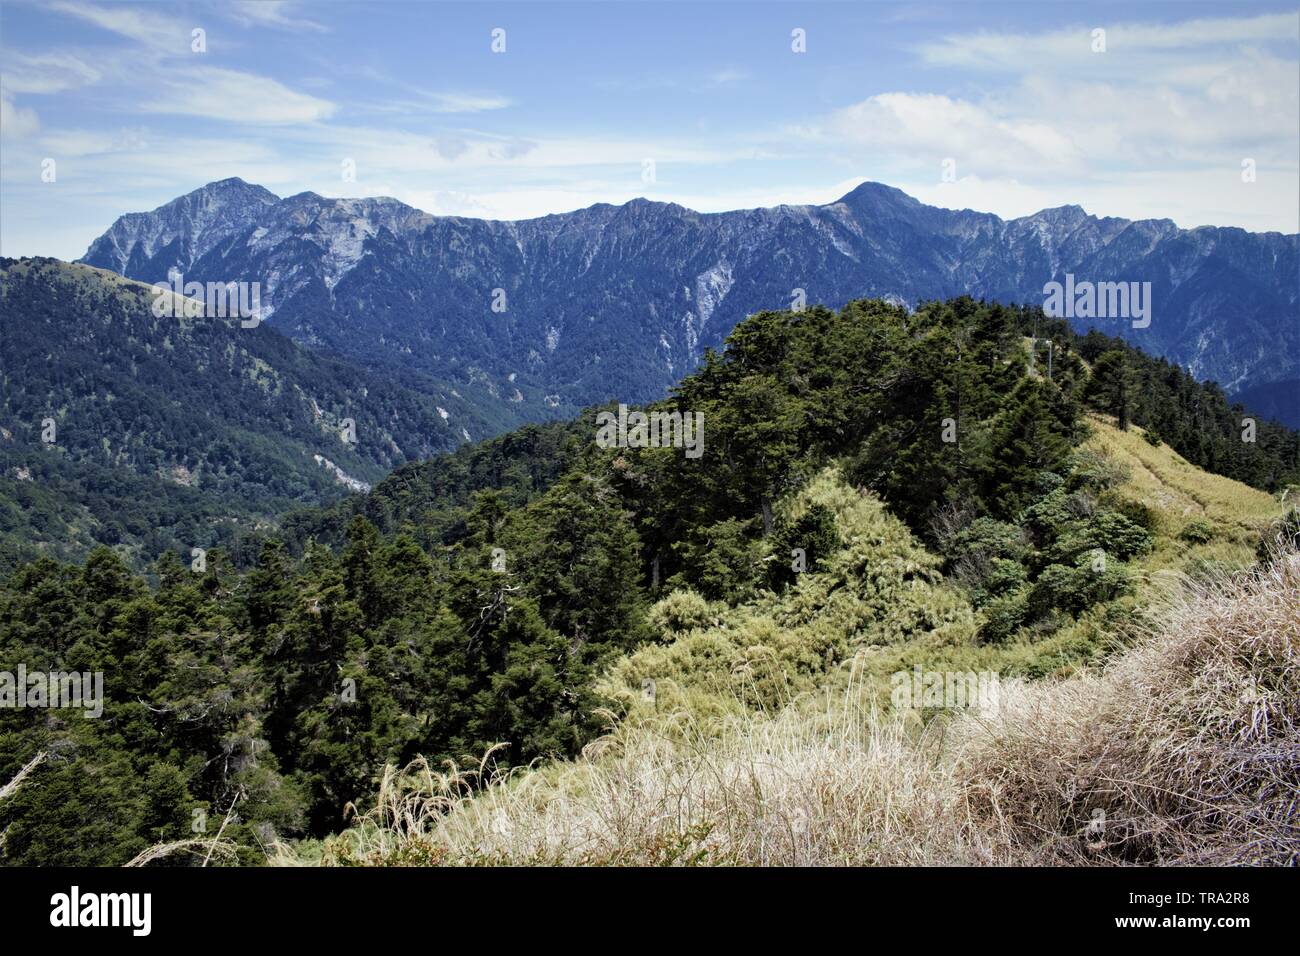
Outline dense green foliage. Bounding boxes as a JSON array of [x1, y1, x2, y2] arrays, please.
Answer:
[[2, 295, 1295, 865], [0, 257, 535, 572]]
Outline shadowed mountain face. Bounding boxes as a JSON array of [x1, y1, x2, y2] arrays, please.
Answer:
[[81, 178, 1299, 424], [0, 257, 527, 567]]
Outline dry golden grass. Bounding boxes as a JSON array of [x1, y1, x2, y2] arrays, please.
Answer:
[[952, 550, 1300, 864], [1083, 415, 1282, 570], [124, 838, 239, 867], [319, 680, 1012, 866], [316, 548, 1299, 867]]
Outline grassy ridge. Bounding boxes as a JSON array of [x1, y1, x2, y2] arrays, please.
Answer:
[[314, 450, 1294, 865], [317, 539, 1298, 867], [1085, 416, 1280, 568]]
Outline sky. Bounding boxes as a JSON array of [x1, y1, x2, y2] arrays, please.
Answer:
[[1, 0, 1297, 260]]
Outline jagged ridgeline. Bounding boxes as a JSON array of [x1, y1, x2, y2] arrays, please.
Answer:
[[0, 258, 532, 571], [79, 179, 1300, 428], [1, 296, 1296, 865]]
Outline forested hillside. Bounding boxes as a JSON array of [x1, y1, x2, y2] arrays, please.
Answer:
[[286, 297, 1299, 556], [1, 296, 1295, 866], [0, 258, 532, 571]]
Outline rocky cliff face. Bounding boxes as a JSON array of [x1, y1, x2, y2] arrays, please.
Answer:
[[81, 178, 280, 278], [81, 178, 1299, 419]]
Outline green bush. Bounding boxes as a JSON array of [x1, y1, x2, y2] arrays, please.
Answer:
[[981, 557, 1029, 601], [1178, 519, 1214, 545], [647, 589, 720, 638], [768, 502, 841, 590], [1020, 487, 1079, 545], [1043, 510, 1153, 566], [1105, 495, 1158, 534], [1067, 450, 1130, 492], [668, 517, 764, 603], [1030, 554, 1132, 617], [945, 518, 1030, 603], [979, 586, 1032, 642], [949, 517, 1030, 564]]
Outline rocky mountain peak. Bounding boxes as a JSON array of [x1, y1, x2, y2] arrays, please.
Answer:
[[78, 179, 1299, 421]]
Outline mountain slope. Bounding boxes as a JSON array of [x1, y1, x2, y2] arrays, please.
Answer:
[[3, 294, 1295, 866], [81, 179, 1300, 422], [1087, 417, 1280, 537], [0, 257, 523, 568], [318, 529, 1300, 867], [81, 177, 279, 279]]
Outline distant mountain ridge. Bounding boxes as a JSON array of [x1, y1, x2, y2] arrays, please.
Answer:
[[81, 178, 1299, 425]]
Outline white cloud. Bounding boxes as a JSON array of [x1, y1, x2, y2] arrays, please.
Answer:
[[228, 1, 328, 33], [354, 73, 513, 117], [899, 167, 1297, 234], [142, 68, 336, 124], [275, 123, 745, 177], [0, 52, 102, 94], [424, 92, 512, 114], [815, 17, 1298, 174], [709, 69, 750, 87], [897, 176, 1059, 221], [811, 92, 1084, 176], [0, 91, 40, 138], [32, 128, 117, 156], [917, 13, 1300, 73], [794, 12, 1299, 232], [47, 1, 193, 55]]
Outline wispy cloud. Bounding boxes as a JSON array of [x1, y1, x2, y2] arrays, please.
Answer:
[[424, 92, 512, 114], [0, 51, 102, 94], [918, 13, 1300, 72], [142, 67, 336, 124], [352, 67, 513, 115], [0, 90, 40, 138], [36, 2, 336, 125], [708, 68, 750, 87], [228, 1, 329, 33], [48, 0, 193, 54]]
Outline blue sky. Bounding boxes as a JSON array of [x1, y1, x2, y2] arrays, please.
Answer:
[[1, 0, 1297, 259]]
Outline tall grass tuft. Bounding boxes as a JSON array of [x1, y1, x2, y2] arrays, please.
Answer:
[[316, 551, 1298, 867], [953, 549, 1300, 864]]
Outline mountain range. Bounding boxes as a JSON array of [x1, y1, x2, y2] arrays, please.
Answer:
[[79, 178, 1299, 427]]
